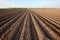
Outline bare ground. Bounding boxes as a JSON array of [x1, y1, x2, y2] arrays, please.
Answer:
[[0, 8, 60, 40]]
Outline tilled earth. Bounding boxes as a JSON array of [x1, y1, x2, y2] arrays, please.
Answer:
[[0, 9, 60, 40]]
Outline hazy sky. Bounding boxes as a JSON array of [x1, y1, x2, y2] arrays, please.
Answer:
[[0, 0, 60, 8]]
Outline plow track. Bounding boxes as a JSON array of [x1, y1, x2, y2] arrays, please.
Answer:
[[0, 9, 60, 40]]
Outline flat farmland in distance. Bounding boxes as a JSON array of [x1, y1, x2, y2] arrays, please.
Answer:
[[0, 8, 22, 16], [0, 8, 60, 40], [31, 8, 60, 21]]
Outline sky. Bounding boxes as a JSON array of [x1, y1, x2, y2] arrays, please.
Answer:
[[0, 0, 60, 8]]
